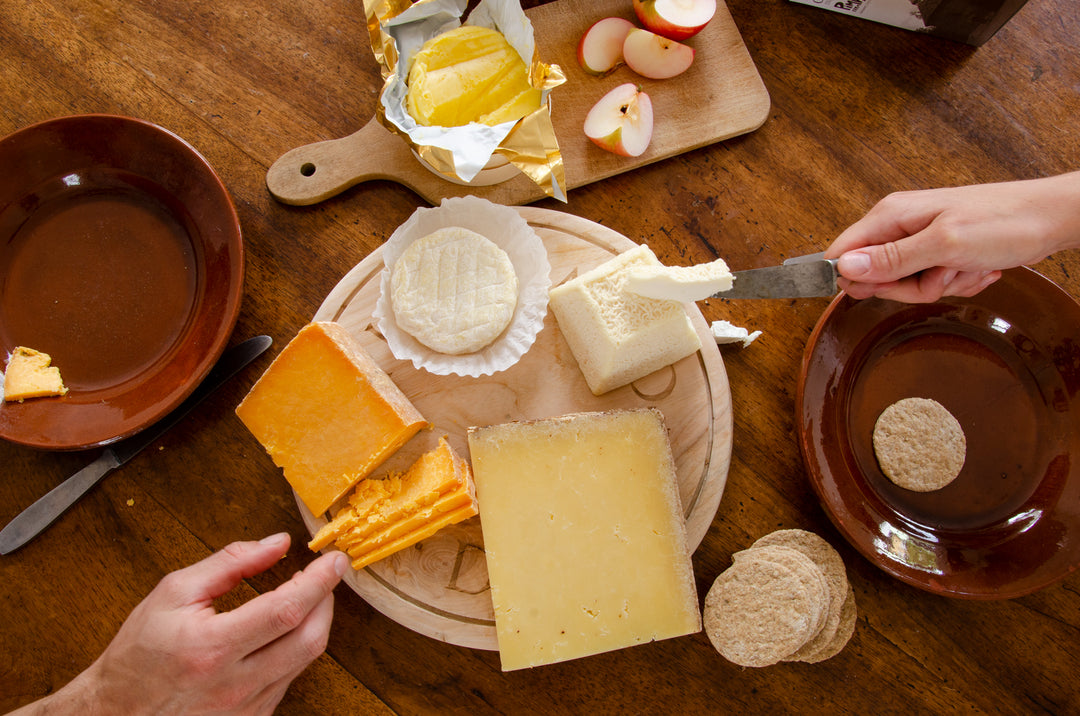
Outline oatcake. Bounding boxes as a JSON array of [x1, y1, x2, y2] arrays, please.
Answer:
[[873, 397, 966, 492], [752, 529, 849, 663]]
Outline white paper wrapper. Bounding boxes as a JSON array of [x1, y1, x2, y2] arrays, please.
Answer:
[[374, 196, 551, 377]]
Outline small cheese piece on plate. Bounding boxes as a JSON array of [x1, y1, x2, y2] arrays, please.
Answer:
[[549, 244, 702, 395], [624, 257, 733, 302], [308, 436, 478, 570], [390, 227, 519, 355], [406, 25, 542, 128], [235, 322, 428, 516], [467, 408, 701, 671], [3, 347, 68, 402]]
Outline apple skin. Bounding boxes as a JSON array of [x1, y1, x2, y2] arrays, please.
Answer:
[[633, 0, 716, 41], [622, 28, 695, 80], [583, 83, 654, 158], [577, 17, 636, 76]]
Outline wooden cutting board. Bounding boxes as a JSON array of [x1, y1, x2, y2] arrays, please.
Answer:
[[296, 207, 733, 649], [267, 0, 770, 206]]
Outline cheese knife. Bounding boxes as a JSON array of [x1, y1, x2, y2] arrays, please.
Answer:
[[714, 252, 839, 299], [0, 334, 272, 555]]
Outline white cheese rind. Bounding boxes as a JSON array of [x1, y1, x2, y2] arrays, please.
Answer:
[[390, 227, 519, 355], [468, 409, 702, 671], [548, 245, 702, 396]]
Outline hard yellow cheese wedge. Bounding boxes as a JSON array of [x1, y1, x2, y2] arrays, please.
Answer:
[[406, 25, 541, 127], [3, 347, 68, 402], [235, 322, 428, 516], [468, 409, 701, 671]]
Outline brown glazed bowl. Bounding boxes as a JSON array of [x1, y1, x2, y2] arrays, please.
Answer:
[[0, 115, 243, 450], [797, 267, 1080, 598]]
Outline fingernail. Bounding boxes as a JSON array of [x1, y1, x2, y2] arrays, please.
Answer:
[[838, 251, 872, 278], [942, 269, 958, 285], [259, 532, 289, 546], [332, 552, 350, 577]]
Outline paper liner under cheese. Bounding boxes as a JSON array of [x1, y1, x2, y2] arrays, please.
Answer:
[[235, 322, 428, 516], [375, 196, 550, 377], [309, 437, 478, 571]]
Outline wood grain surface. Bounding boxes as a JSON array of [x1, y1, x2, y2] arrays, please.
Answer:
[[301, 207, 731, 650], [2, 0, 1080, 714], [266, 0, 769, 205]]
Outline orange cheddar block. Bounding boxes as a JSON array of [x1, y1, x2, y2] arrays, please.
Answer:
[[236, 322, 428, 516], [308, 437, 478, 570]]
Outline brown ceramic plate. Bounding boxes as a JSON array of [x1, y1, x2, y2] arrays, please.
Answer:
[[0, 115, 243, 450], [797, 267, 1080, 599]]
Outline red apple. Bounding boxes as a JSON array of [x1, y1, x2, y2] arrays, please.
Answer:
[[622, 28, 695, 80], [633, 0, 716, 41], [583, 83, 654, 157], [577, 17, 636, 76]]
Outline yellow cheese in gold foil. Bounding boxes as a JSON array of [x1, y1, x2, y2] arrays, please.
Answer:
[[406, 25, 541, 128]]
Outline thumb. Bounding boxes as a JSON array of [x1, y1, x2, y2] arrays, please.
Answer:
[[157, 533, 293, 608], [836, 238, 933, 284]]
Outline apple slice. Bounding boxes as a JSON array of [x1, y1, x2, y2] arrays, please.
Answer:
[[583, 83, 654, 157], [633, 0, 717, 41], [622, 28, 695, 80], [577, 17, 636, 76]]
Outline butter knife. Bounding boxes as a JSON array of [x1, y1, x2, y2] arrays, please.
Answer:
[[0, 334, 272, 555], [714, 252, 839, 299]]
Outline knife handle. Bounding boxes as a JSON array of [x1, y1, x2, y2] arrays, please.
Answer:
[[0, 450, 121, 555]]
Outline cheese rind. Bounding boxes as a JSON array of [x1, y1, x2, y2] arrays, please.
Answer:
[[406, 25, 541, 128], [548, 245, 702, 395], [235, 322, 428, 516], [3, 347, 68, 401], [468, 408, 701, 671]]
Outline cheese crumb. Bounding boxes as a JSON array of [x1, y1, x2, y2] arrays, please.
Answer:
[[3, 347, 69, 402], [711, 320, 762, 348]]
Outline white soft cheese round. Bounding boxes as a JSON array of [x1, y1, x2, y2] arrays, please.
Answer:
[[390, 227, 519, 355]]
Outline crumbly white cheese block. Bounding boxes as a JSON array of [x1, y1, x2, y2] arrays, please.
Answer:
[[549, 245, 701, 395], [390, 227, 519, 355], [468, 409, 702, 671], [624, 257, 734, 302]]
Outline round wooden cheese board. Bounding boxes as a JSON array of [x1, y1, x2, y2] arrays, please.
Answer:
[[297, 207, 732, 650]]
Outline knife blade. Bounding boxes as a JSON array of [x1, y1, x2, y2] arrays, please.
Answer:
[[0, 334, 272, 555], [713, 254, 839, 299]]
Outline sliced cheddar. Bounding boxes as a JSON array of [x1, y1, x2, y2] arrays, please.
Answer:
[[308, 437, 478, 571], [235, 322, 428, 516]]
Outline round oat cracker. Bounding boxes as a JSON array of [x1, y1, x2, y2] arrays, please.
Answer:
[[704, 553, 828, 668], [873, 397, 966, 492], [798, 582, 858, 664], [752, 529, 849, 661], [733, 544, 830, 642]]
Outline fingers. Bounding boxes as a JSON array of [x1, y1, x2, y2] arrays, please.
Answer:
[[154, 533, 294, 609], [214, 550, 348, 657], [840, 269, 1000, 303]]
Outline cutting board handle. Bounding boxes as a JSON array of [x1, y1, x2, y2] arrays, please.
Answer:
[[266, 118, 406, 205]]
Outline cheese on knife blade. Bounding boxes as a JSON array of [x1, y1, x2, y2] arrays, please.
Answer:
[[468, 409, 701, 671], [624, 257, 734, 302], [235, 322, 428, 516]]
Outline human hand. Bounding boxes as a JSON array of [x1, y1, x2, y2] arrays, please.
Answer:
[[824, 172, 1080, 302], [24, 533, 349, 716]]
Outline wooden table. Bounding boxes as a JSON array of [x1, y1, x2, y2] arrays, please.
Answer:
[[3, 0, 1079, 713]]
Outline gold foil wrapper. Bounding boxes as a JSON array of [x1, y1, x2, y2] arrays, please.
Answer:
[[362, 0, 566, 200]]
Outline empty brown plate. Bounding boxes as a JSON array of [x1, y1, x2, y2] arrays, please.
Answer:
[[797, 267, 1080, 599], [0, 115, 243, 450]]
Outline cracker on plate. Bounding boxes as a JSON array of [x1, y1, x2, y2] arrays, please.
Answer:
[[873, 397, 966, 492]]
